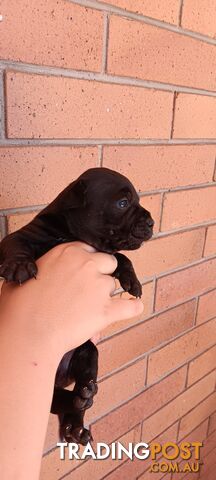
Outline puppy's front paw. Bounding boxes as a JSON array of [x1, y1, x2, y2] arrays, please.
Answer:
[[60, 415, 93, 445], [0, 258, 38, 284], [73, 379, 98, 409], [119, 272, 142, 298]]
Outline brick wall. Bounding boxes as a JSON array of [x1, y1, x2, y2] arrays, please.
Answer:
[[0, 1, 216, 479]]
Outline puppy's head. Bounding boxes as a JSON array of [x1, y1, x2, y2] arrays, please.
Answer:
[[63, 167, 154, 253]]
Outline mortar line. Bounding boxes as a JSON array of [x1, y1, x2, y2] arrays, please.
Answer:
[[178, 0, 184, 27], [139, 253, 216, 285], [98, 311, 216, 371], [151, 275, 157, 314], [201, 227, 209, 258], [206, 416, 212, 437], [152, 276, 157, 314], [0, 216, 7, 238], [100, 459, 129, 480], [101, 13, 109, 74], [98, 144, 103, 166], [193, 296, 200, 326], [158, 191, 165, 232], [111, 284, 216, 341], [184, 362, 190, 389], [164, 417, 209, 448], [0, 205, 46, 216], [0, 202, 215, 245], [55, 405, 216, 475], [1, 205, 216, 247], [59, 457, 89, 480], [91, 371, 216, 441], [0, 70, 6, 139], [98, 363, 216, 415], [213, 156, 216, 181], [1, 138, 216, 147], [144, 354, 149, 387], [68, 0, 216, 46], [170, 92, 177, 139], [1, 61, 216, 97], [176, 418, 182, 443], [139, 180, 216, 196]]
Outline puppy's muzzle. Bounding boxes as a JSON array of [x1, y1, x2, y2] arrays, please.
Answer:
[[132, 209, 154, 241]]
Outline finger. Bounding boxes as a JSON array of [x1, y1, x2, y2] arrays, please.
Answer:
[[106, 297, 144, 324], [92, 253, 117, 274]]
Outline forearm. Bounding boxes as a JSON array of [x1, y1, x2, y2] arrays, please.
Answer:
[[0, 243, 143, 480], [0, 308, 59, 480]]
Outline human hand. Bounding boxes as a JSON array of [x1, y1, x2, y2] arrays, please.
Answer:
[[0, 242, 143, 362]]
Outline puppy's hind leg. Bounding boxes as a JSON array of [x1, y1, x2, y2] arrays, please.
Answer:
[[58, 340, 98, 445]]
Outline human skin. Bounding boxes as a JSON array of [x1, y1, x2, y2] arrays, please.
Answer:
[[0, 242, 143, 480]]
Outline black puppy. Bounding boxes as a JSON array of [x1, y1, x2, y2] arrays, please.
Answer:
[[0, 167, 154, 445]]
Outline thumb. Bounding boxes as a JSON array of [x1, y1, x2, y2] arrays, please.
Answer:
[[106, 297, 144, 324]]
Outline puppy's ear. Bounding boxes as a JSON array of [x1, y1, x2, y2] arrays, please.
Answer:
[[50, 179, 87, 212], [64, 179, 87, 210], [37, 179, 87, 226]]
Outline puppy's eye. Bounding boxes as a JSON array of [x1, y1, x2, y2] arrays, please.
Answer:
[[116, 198, 129, 209]]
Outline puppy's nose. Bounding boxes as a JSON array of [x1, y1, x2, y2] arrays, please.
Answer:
[[146, 217, 154, 228]]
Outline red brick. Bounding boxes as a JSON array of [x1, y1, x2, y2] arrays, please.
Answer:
[[8, 212, 38, 232], [155, 258, 216, 311], [86, 358, 147, 422], [0, 0, 103, 71], [64, 427, 140, 480], [199, 447, 216, 478], [143, 373, 216, 442], [182, 0, 216, 38], [147, 318, 216, 384], [127, 229, 205, 279], [100, 282, 154, 339], [5, 72, 173, 139], [100, 0, 179, 24], [105, 423, 179, 480], [209, 411, 216, 435], [161, 187, 216, 231], [0, 147, 97, 208], [140, 195, 161, 234], [187, 346, 216, 386], [103, 145, 216, 192], [197, 289, 216, 324], [40, 426, 140, 480], [204, 225, 216, 257], [40, 445, 87, 480], [99, 301, 196, 378], [179, 391, 216, 439], [92, 367, 186, 445], [178, 419, 209, 443], [173, 94, 216, 138], [173, 469, 199, 480], [108, 17, 216, 91], [139, 469, 171, 480], [200, 449, 216, 480], [0, 218, 6, 240], [175, 421, 207, 477], [202, 429, 216, 458], [43, 414, 59, 453]]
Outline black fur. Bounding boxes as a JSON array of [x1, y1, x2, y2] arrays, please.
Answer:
[[0, 167, 154, 444]]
